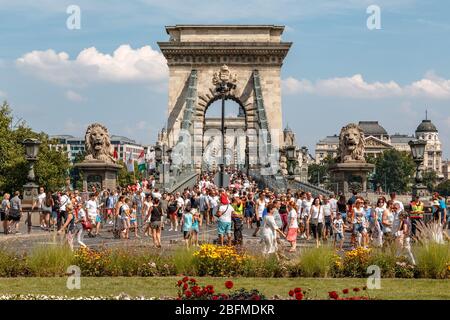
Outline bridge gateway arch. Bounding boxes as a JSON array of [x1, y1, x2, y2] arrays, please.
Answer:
[[157, 25, 291, 175]]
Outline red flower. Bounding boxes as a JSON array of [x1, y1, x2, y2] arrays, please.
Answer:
[[196, 291, 203, 298], [190, 278, 197, 283], [294, 287, 302, 293], [212, 295, 219, 300], [192, 286, 200, 293], [288, 290, 295, 297], [183, 283, 188, 290], [328, 291, 339, 300], [295, 292, 304, 301], [225, 281, 234, 289], [342, 289, 349, 294], [185, 290, 192, 298], [177, 280, 183, 287], [221, 294, 229, 300], [251, 294, 261, 300], [353, 287, 360, 292], [182, 276, 189, 282]]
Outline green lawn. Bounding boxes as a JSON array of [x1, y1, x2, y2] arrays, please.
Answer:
[[0, 277, 449, 299]]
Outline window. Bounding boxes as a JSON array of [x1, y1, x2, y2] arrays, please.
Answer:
[[428, 160, 433, 166]]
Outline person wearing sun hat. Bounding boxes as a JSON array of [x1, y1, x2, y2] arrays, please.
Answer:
[[216, 192, 234, 246], [432, 199, 442, 223]]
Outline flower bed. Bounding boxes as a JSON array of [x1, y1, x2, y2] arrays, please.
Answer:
[[0, 244, 448, 279]]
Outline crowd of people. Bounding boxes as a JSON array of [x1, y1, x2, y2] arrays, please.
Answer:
[[0, 171, 448, 265]]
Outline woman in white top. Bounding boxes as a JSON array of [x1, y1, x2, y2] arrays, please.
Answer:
[[371, 198, 385, 247], [308, 198, 324, 248], [352, 199, 366, 248], [142, 195, 153, 237], [382, 200, 395, 247], [253, 192, 266, 237], [262, 204, 286, 255], [286, 201, 299, 252]]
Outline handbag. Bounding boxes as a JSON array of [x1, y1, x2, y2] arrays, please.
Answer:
[[81, 219, 92, 230]]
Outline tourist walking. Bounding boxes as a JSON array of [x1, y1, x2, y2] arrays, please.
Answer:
[[1, 193, 10, 234], [149, 198, 163, 248], [9, 191, 22, 234], [309, 197, 324, 248], [216, 195, 234, 246], [332, 212, 345, 251], [286, 201, 298, 252], [231, 196, 244, 245], [262, 204, 286, 255], [395, 212, 416, 265]]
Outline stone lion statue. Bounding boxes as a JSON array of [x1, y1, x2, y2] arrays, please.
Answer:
[[84, 123, 116, 163], [337, 123, 365, 163]]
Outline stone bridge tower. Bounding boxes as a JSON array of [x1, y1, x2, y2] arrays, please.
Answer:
[[158, 25, 291, 172]]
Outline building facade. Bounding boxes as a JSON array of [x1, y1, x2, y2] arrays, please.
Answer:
[[315, 119, 444, 178], [442, 160, 450, 180], [50, 135, 145, 163]]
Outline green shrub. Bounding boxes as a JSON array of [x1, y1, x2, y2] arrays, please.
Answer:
[[368, 249, 396, 278], [171, 247, 197, 276], [0, 250, 29, 277], [27, 245, 73, 276], [298, 246, 334, 277], [242, 255, 287, 277], [415, 243, 450, 279]]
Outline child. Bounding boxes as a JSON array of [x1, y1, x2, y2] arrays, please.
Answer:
[[333, 212, 345, 251], [191, 209, 200, 247], [181, 207, 193, 248], [130, 203, 140, 238]]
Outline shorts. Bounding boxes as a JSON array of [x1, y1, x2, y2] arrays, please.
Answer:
[[334, 232, 343, 241], [353, 223, 364, 235], [183, 231, 192, 239], [106, 209, 113, 216], [0, 211, 6, 221], [150, 221, 161, 230], [51, 211, 58, 219], [218, 220, 232, 236], [130, 219, 136, 224], [245, 208, 254, 218], [192, 226, 199, 234], [8, 211, 21, 222]]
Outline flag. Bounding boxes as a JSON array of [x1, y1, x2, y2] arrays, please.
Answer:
[[113, 148, 118, 159], [137, 150, 146, 172], [126, 152, 134, 173]]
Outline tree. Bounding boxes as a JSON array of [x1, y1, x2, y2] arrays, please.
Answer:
[[436, 180, 450, 197], [373, 149, 415, 194], [308, 155, 335, 185], [0, 101, 70, 193], [422, 169, 439, 192]]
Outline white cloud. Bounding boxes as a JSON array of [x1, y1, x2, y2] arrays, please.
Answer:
[[65, 90, 85, 102], [282, 73, 450, 99], [16, 45, 168, 87]]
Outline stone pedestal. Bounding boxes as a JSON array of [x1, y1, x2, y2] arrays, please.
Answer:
[[74, 161, 122, 192], [329, 162, 375, 195]]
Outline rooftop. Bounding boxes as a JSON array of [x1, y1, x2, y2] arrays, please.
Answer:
[[358, 121, 388, 136], [416, 119, 438, 133]]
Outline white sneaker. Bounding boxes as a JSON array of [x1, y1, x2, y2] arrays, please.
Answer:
[[175, 228, 178, 232], [169, 228, 173, 231]]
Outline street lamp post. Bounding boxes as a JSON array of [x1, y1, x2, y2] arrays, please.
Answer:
[[409, 139, 428, 198], [215, 80, 236, 188]]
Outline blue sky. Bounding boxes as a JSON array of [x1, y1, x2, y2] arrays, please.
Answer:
[[0, 0, 449, 157]]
